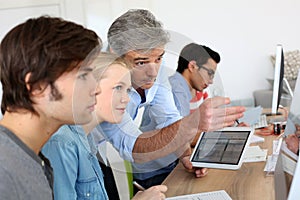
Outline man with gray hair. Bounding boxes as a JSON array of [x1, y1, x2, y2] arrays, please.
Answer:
[[93, 9, 245, 193]]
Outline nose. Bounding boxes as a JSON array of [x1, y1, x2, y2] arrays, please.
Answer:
[[146, 63, 159, 78], [121, 93, 130, 104], [93, 83, 101, 96], [90, 77, 101, 96]]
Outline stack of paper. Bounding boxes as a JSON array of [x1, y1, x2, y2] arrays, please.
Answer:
[[250, 135, 265, 144], [239, 106, 263, 126], [243, 146, 268, 163]]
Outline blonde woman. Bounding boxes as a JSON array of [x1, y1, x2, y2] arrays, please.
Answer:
[[42, 53, 167, 200]]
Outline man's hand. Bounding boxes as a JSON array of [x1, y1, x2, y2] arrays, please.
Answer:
[[179, 145, 208, 178], [180, 156, 208, 178], [198, 97, 245, 132]]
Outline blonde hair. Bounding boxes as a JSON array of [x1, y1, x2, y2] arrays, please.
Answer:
[[92, 52, 132, 81]]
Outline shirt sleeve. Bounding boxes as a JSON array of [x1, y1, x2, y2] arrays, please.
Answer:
[[42, 139, 78, 200], [94, 112, 140, 162]]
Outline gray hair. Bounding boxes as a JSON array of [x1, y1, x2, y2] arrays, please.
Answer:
[[108, 9, 170, 55]]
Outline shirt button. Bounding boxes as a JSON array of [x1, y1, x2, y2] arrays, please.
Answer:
[[86, 193, 90, 197]]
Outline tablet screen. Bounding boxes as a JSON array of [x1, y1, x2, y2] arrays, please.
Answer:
[[190, 127, 253, 169]]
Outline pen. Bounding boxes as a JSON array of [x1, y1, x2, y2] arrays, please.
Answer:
[[235, 120, 240, 125], [276, 132, 284, 139], [133, 181, 145, 191]]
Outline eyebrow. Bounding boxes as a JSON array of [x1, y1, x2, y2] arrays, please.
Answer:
[[79, 67, 93, 72], [133, 51, 165, 61], [118, 81, 131, 87]]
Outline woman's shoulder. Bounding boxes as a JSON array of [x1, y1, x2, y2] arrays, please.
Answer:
[[48, 125, 79, 144]]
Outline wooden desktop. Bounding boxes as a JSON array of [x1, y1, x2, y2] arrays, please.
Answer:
[[163, 134, 277, 200], [163, 108, 292, 199]]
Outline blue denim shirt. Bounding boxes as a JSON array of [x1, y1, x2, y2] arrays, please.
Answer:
[[94, 64, 183, 180], [42, 125, 108, 200]]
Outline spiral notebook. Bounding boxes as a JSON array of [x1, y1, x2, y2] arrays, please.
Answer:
[[166, 190, 232, 200]]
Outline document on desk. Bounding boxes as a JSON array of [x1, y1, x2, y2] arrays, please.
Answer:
[[239, 106, 262, 126], [250, 135, 265, 144], [166, 190, 232, 200], [243, 146, 268, 163]]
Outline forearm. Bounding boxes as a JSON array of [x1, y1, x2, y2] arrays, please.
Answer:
[[132, 97, 245, 163], [133, 110, 199, 162]]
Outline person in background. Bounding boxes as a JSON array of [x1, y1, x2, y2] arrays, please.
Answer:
[[169, 43, 248, 146], [42, 53, 167, 200], [169, 43, 219, 146], [285, 124, 300, 155], [169, 43, 220, 117], [0, 16, 100, 199], [93, 9, 246, 193]]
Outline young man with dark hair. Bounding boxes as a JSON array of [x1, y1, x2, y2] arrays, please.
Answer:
[[170, 43, 220, 117], [93, 9, 246, 192], [169, 43, 221, 146], [0, 16, 101, 199]]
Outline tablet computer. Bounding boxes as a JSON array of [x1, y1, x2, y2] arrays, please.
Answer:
[[190, 127, 254, 170]]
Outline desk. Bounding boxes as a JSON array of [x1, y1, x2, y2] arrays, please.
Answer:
[[163, 134, 277, 200]]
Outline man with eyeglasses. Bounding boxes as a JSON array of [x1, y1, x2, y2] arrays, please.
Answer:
[[169, 43, 220, 145], [170, 43, 219, 115]]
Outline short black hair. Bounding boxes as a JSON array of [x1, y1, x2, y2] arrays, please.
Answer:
[[176, 43, 220, 74]]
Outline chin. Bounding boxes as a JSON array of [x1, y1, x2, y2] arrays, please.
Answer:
[[141, 83, 154, 90], [106, 117, 122, 124], [74, 116, 93, 125]]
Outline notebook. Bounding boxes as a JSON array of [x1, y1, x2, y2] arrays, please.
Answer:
[[166, 190, 232, 200]]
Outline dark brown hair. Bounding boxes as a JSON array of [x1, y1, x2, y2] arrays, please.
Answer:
[[0, 16, 101, 115]]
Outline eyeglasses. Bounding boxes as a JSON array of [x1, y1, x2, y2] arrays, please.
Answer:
[[198, 65, 215, 79]]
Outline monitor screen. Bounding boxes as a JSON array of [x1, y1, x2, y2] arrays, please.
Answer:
[[270, 44, 284, 115]]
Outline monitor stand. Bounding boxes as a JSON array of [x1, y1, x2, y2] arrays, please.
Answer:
[[283, 78, 294, 98], [265, 112, 282, 117]]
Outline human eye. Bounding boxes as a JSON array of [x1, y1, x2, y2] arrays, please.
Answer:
[[113, 85, 122, 91], [78, 73, 88, 80], [208, 70, 215, 76], [156, 56, 163, 63], [135, 61, 146, 67]]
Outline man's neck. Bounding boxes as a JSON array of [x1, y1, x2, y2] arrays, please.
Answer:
[[0, 111, 60, 154]]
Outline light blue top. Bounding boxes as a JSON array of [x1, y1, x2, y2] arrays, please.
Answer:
[[93, 65, 182, 180], [42, 125, 108, 200], [169, 71, 192, 117]]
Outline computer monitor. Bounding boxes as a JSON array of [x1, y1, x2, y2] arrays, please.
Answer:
[[274, 71, 300, 199], [269, 44, 285, 116]]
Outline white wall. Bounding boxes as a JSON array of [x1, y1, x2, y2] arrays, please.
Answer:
[[1, 0, 300, 102], [85, 0, 300, 101]]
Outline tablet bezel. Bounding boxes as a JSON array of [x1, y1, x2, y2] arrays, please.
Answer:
[[190, 127, 254, 170]]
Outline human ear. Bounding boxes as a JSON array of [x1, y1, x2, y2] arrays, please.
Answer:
[[188, 60, 197, 72], [25, 73, 47, 96]]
